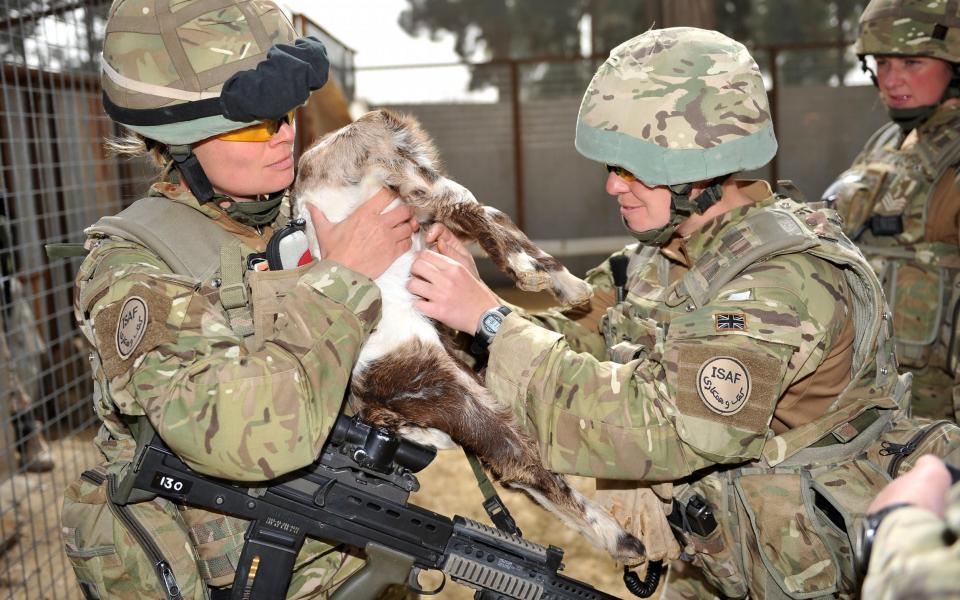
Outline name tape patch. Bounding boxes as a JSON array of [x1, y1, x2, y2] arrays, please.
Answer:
[[697, 356, 751, 415], [116, 296, 148, 360]]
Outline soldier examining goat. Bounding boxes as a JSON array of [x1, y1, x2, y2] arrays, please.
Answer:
[[412, 26, 960, 599]]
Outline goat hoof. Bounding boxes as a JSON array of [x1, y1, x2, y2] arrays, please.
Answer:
[[614, 532, 647, 565], [552, 274, 593, 306]]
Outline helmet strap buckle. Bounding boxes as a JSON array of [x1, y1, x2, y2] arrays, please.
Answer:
[[693, 177, 727, 214], [168, 145, 216, 204]]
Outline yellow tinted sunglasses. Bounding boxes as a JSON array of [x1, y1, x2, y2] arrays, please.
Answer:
[[217, 111, 295, 142], [606, 164, 637, 182]]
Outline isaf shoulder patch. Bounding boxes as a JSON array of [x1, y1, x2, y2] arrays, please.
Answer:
[[116, 296, 148, 360], [94, 284, 174, 379], [697, 356, 750, 415], [714, 312, 746, 332], [669, 341, 785, 435]]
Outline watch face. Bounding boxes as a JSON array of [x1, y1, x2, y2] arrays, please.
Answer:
[[482, 312, 503, 334]]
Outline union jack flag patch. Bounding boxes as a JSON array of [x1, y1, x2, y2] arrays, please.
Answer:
[[715, 313, 746, 331]]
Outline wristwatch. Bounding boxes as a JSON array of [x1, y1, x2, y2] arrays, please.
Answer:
[[854, 502, 911, 579], [473, 305, 512, 351]]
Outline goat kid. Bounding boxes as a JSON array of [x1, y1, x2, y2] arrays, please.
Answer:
[[293, 109, 645, 564]]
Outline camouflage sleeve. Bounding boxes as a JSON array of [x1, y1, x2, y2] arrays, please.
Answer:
[[79, 241, 380, 481], [861, 484, 960, 598], [485, 252, 845, 481]]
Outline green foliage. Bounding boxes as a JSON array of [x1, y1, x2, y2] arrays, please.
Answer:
[[717, 0, 869, 85], [398, 0, 871, 97]]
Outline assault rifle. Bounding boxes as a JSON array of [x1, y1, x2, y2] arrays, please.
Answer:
[[113, 415, 623, 600]]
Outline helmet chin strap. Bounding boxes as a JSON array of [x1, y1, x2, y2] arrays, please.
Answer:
[[625, 177, 727, 245], [167, 144, 286, 226], [168, 144, 216, 204]]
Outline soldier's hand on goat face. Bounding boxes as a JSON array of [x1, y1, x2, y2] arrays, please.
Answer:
[[408, 250, 500, 334], [308, 188, 418, 281]]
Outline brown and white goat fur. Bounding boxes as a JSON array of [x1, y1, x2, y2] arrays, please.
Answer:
[[293, 109, 645, 564]]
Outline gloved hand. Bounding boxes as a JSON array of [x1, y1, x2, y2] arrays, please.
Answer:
[[595, 481, 681, 565]]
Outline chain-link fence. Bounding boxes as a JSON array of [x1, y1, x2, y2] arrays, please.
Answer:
[[0, 2, 897, 598], [1, 2, 133, 597]]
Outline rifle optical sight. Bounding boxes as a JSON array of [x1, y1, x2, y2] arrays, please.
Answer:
[[330, 416, 436, 474]]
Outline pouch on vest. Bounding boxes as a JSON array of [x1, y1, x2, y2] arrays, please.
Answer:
[[737, 470, 840, 598], [240, 218, 314, 349], [887, 261, 944, 368], [866, 415, 960, 478], [673, 477, 749, 599], [823, 168, 887, 240], [741, 416, 960, 599], [61, 463, 204, 600]]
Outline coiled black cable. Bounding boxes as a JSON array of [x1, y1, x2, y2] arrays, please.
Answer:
[[623, 561, 663, 598]]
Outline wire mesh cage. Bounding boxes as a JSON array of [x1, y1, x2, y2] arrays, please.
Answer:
[[0, 1, 141, 597]]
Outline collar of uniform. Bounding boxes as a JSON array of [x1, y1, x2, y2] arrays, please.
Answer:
[[149, 182, 274, 252], [669, 180, 777, 266], [901, 101, 960, 150]]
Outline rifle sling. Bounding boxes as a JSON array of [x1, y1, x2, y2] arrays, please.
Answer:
[[465, 451, 522, 536]]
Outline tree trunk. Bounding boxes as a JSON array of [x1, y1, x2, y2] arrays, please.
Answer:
[[661, 0, 717, 30]]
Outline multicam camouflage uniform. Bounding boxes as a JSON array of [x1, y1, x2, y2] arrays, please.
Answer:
[[62, 185, 380, 599], [483, 28, 960, 599], [861, 479, 960, 598], [824, 0, 960, 422], [60, 2, 381, 598]]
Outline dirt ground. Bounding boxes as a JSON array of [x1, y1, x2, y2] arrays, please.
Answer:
[[0, 289, 648, 599], [409, 451, 630, 599], [0, 431, 101, 600]]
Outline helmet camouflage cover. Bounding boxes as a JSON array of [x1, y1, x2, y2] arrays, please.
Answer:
[[856, 0, 960, 63], [575, 27, 778, 186], [101, 0, 299, 144]]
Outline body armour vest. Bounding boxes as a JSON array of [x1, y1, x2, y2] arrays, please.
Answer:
[[596, 197, 940, 599], [824, 105, 960, 371], [75, 194, 318, 588]]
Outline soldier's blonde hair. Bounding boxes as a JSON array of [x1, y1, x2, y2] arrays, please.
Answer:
[[104, 129, 175, 181]]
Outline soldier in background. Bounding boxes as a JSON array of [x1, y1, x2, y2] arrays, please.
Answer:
[[823, 0, 960, 422], [60, 1, 417, 598], [411, 27, 958, 598], [0, 216, 54, 472]]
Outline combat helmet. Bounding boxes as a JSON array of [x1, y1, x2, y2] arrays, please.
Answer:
[[575, 27, 777, 244], [856, 0, 960, 128], [856, 0, 960, 63], [101, 0, 329, 202]]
